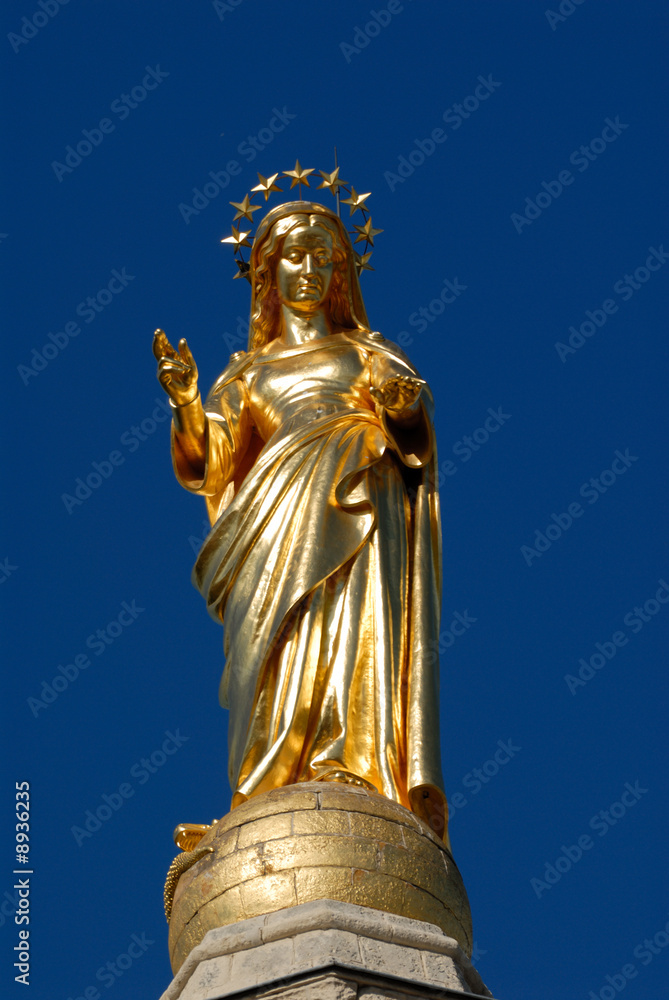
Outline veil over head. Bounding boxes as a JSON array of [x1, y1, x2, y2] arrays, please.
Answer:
[[247, 201, 370, 351]]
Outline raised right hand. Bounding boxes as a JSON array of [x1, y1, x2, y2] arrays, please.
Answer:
[[153, 329, 199, 406]]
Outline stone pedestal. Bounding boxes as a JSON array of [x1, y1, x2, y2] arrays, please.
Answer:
[[168, 783, 473, 974], [160, 899, 494, 1000], [163, 784, 493, 997]]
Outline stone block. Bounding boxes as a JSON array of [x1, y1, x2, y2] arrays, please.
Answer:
[[179, 954, 231, 1000], [318, 786, 422, 831], [237, 811, 294, 850], [240, 870, 297, 919], [228, 937, 291, 992], [378, 842, 448, 892], [349, 868, 407, 914], [160, 900, 493, 1000], [294, 865, 353, 904], [348, 810, 407, 846], [421, 951, 471, 991], [264, 834, 379, 874], [293, 927, 363, 968], [292, 808, 351, 836], [271, 974, 357, 1000], [403, 882, 469, 954], [358, 935, 424, 980], [210, 826, 240, 857], [401, 824, 448, 863]]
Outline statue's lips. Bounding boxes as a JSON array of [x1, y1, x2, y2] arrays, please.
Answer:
[[297, 281, 320, 294]]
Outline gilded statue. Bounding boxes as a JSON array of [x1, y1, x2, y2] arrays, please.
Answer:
[[153, 187, 450, 845]]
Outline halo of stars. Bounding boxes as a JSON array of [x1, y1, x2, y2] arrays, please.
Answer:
[[221, 160, 382, 281]]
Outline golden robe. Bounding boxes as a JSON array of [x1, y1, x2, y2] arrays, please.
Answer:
[[172, 329, 449, 841]]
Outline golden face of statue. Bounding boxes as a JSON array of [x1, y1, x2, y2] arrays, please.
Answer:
[[276, 225, 334, 312]]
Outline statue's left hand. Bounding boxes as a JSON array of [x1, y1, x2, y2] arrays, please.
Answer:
[[370, 375, 424, 413]]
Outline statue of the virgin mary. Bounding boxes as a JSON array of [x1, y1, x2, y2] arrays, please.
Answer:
[[153, 198, 450, 846]]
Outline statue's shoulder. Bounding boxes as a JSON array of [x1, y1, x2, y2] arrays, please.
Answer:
[[346, 328, 416, 369], [207, 345, 264, 397]]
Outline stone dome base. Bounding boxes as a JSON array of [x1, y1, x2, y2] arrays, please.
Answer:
[[168, 782, 473, 974]]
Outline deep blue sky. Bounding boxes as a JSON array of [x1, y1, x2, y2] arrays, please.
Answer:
[[3, 2, 667, 998]]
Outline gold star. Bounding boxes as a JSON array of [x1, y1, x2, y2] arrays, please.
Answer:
[[355, 251, 374, 274], [233, 259, 252, 282], [251, 173, 282, 201], [317, 168, 346, 196], [341, 187, 372, 215], [229, 195, 262, 223], [220, 227, 252, 251], [283, 160, 315, 189], [352, 217, 383, 246]]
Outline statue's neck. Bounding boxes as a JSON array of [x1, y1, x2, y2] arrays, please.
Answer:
[[279, 305, 332, 346]]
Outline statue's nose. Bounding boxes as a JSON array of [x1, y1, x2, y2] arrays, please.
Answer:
[[301, 253, 316, 274]]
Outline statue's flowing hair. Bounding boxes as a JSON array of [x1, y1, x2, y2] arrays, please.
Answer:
[[248, 203, 370, 350]]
